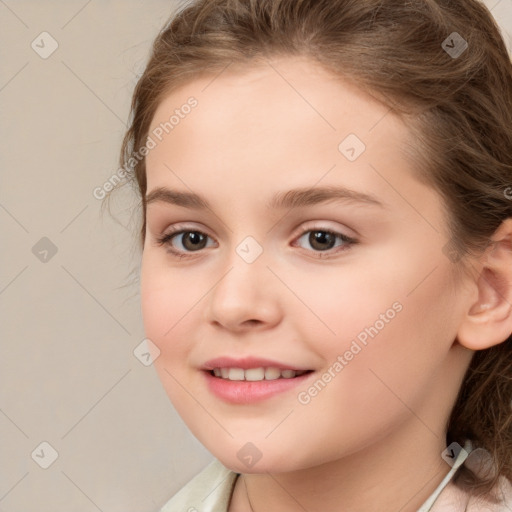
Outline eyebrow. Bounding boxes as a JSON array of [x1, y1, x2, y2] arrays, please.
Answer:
[[145, 185, 385, 210]]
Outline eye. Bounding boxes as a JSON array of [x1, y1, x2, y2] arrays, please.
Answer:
[[155, 228, 216, 258], [292, 227, 357, 256], [155, 224, 357, 259]]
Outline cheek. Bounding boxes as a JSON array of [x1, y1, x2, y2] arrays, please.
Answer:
[[276, 275, 456, 468], [294, 253, 458, 413], [327, 265, 457, 417], [140, 255, 200, 359], [290, 261, 405, 358], [140, 257, 205, 413]]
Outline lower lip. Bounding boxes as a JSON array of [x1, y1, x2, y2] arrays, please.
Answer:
[[202, 370, 314, 404]]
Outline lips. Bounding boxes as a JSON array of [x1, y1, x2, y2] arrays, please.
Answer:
[[201, 356, 315, 403], [202, 356, 311, 372]]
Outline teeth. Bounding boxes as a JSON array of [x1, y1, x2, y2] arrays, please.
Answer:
[[264, 367, 281, 380], [211, 367, 308, 381], [228, 368, 245, 381], [245, 368, 265, 381]]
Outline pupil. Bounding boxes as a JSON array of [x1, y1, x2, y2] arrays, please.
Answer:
[[310, 231, 335, 251], [184, 232, 206, 250]]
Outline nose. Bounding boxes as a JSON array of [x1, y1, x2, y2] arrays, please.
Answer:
[[205, 247, 283, 333]]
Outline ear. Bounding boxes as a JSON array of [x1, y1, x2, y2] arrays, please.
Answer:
[[457, 218, 512, 351]]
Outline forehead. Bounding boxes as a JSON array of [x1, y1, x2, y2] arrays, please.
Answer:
[[143, 57, 433, 220], [148, 56, 403, 146]]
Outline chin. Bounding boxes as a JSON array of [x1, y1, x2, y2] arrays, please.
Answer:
[[209, 443, 309, 475], [217, 456, 288, 474]]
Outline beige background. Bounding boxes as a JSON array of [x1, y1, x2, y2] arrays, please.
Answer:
[[1, 1, 511, 510]]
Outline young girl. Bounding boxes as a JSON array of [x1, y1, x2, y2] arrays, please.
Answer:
[[113, 0, 512, 510]]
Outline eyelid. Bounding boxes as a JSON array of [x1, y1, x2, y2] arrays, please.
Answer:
[[158, 222, 214, 241], [291, 220, 357, 240], [158, 221, 354, 242], [155, 223, 217, 252], [156, 221, 358, 258]]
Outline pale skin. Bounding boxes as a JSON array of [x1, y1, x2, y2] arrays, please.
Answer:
[[140, 57, 512, 512]]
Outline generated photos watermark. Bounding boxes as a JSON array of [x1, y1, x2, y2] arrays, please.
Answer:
[[93, 96, 198, 200], [297, 301, 403, 405]]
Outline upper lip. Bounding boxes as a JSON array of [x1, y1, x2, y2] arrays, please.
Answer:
[[202, 356, 311, 371]]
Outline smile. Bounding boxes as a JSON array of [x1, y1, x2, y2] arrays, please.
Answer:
[[210, 367, 312, 381]]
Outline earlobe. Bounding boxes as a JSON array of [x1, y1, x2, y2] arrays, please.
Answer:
[[457, 218, 512, 351]]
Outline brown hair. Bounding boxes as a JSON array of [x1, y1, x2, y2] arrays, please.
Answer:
[[111, 0, 512, 501]]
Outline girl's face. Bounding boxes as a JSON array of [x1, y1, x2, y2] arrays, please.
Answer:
[[141, 57, 474, 473]]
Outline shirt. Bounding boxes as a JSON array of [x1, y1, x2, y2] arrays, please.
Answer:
[[160, 439, 512, 511]]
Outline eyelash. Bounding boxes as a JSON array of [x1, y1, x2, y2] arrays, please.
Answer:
[[155, 224, 358, 260]]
